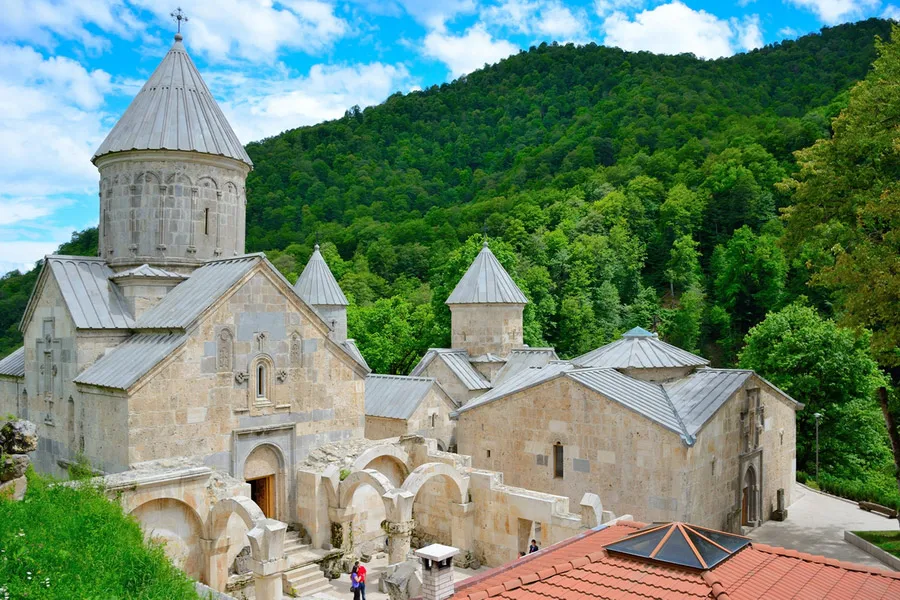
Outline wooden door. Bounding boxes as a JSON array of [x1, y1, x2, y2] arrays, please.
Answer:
[[249, 475, 275, 518]]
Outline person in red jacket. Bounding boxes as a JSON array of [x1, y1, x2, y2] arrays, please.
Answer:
[[354, 560, 367, 599]]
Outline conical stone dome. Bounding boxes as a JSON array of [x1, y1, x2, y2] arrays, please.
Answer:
[[446, 242, 528, 305], [93, 34, 252, 166]]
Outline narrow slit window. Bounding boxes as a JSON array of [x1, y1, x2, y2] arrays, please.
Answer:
[[256, 364, 266, 398], [431, 413, 436, 428], [204, 208, 210, 235], [553, 443, 564, 478]]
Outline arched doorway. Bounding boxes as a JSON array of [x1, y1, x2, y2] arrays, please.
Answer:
[[244, 444, 283, 520], [742, 466, 757, 526]]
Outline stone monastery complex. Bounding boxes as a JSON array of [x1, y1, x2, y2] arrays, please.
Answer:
[[0, 32, 806, 599]]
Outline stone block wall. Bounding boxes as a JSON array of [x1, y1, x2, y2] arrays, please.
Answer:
[[96, 151, 250, 272], [121, 268, 365, 491], [450, 304, 523, 357], [365, 416, 407, 441], [457, 376, 689, 525]]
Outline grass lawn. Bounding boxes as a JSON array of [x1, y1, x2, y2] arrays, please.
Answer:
[[0, 470, 201, 599], [854, 530, 900, 559]]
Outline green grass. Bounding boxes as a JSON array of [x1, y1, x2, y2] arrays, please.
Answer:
[[0, 469, 200, 599], [854, 531, 900, 559]]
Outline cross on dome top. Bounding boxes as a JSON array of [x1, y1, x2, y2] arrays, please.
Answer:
[[171, 7, 188, 39]]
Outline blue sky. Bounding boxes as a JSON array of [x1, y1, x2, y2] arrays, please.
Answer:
[[0, 0, 896, 273]]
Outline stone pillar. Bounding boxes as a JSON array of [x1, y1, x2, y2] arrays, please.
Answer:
[[449, 502, 474, 553], [328, 506, 355, 551], [200, 537, 231, 592], [416, 544, 460, 600], [386, 519, 415, 565], [247, 519, 286, 600]]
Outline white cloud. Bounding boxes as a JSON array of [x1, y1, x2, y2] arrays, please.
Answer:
[[356, 0, 477, 29], [483, 0, 589, 41], [2, 0, 349, 63], [211, 62, 415, 143], [602, 2, 761, 59], [785, 0, 879, 25], [129, 0, 349, 62], [778, 26, 800, 37], [0, 0, 140, 52], [595, 0, 647, 17], [883, 4, 900, 19], [423, 23, 519, 77], [0, 241, 70, 274], [734, 14, 763, 51]]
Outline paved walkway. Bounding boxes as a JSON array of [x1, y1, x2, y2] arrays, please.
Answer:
[[749, 482, 898, 568]]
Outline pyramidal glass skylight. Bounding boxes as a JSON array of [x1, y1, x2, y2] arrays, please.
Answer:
[[604, 522, 751, 570]]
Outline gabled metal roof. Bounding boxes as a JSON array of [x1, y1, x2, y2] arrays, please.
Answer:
[[92, 34, 252, 166], [493, 348, 559, 385], [458, 362, 572, 412], [446, 242, 528, 305], [135, 255, 259, 329], [74, 333, 187, 390], [572, 330, 709, 370], [0, 347, 25, 378], [45, 256, 134, 329], [568, 368, 686, 435], [665, 369, 752, 435], [293, 245, 349, 306], [342, 339, 370, 371], [110, 264, 186, 280], [366, 374, 449, 420], [410, 349, 491, 391]]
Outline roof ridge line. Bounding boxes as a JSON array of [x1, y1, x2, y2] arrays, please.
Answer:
[[701, 570, 732, 599], [750, 542, 900, 579], [659, 383, 693, 444]]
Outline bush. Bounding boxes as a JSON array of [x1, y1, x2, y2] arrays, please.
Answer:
[[797, 471, 900, 511], [0, 470, 200, 599]]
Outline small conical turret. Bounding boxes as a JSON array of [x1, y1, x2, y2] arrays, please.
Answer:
[[446, 242, 528, 356], [294, 244, 349, 341]]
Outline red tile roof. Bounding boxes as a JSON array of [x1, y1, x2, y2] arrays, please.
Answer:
[[451, 521, 900, 600]]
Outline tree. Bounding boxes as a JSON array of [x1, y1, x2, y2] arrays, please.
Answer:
[[781, 25, 900, 495], [664, 234, 702, 296], [347, 297, 442, 374], [739, 303, 889, 480], [712, 226, 786, 347]]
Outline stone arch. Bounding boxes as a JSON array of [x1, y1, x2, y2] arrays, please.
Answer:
[[742, 464, 758, 526], [204, 495, 265, 542], [197, 175, 219, 190], [399, 462, 468, 522], [130, 498, 204, 578], [135, 171, 161, 185], [352, 444, 411, 475], [243, 443, 285, 520], [338, 469, 397, 509], [248, 353, 275, 407]]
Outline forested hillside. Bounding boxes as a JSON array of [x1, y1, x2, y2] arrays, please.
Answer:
[[0, 18, 897, 502]]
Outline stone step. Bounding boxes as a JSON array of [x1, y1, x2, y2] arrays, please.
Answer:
[[293, 581, 334, 598], [284, 540, 310, 554], [283, 563, 331, 598]]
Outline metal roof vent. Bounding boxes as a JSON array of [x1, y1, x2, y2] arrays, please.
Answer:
[[604, 522, 750, 570]]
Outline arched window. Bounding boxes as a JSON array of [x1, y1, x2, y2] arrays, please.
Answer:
[[256, 364, 266, 398], [553, 443, 564, 479]]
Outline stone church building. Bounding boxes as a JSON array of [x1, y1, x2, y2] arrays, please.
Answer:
[[0, 27, 801, 597]]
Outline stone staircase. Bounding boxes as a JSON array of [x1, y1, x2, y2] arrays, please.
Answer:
[[281, 531, 333, 597]]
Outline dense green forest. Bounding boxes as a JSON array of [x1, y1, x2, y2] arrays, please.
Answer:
[[0, 19, 898, 504]]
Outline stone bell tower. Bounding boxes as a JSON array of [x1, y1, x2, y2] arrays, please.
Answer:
[[92, 31, 253, 274]]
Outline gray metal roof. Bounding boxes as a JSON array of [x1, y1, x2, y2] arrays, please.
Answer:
[[342, 339, 370, 371], [92, 35, 252, 166], [410, 349, 491, 391], [446, 242, 528, 305], [493, 348, 559, 385], [572, 330, 709, 370], [568, 368, 685, 435], [46, 256, 135, 329], [366, 374, 442, 419], [665, 369, 753, 435], [74, 333, 187, 390], [136, 255, 259, 328], [458, 362, 573, 412], [110, 264, 186, 279], [293, 245, 348, 306], [0, 347, 25, 378]]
